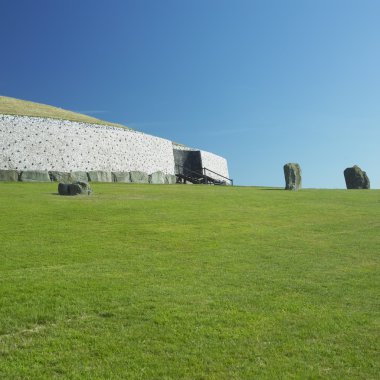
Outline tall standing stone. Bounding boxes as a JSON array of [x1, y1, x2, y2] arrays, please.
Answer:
[[344, 165, 370, 189], [283, 163, 302, 190]]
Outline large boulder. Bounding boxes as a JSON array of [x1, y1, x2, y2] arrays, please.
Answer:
[[58, 181, 92, 196], [149, 171, 166, 184], [283, 163, 302, 190], [49, 171, 72, 182], [70, 171, 89, 182], [165, 174, 177, 184], [0, 170, 19, 182], [112, 172, 131, 183], [20, 170, 51, 182], [129, 171, 149, 183], [344, 166, 370, 189], [87, 171, 112, 182]]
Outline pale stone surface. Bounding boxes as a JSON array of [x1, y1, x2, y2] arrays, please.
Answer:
[[344, 166, 370, 189], [165, 174, 177, 184], [112, 172, 131, 183], [20, 170, 50, 182], [70, 171, 88, 182], [283, 163, 302, 190], [0, 170, 18, 181], [49, 171, 72, 182], [130, 171, 149, 183], [87, 171, 112, 182], [0, 115, 175, 174], [149, 171, 166, 184]]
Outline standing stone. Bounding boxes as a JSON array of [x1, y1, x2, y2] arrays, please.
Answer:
[[344, 166, 370, 189], [283, 163, 302, 190]]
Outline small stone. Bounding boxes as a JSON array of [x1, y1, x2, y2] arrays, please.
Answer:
[[58, 181, 92, 196]]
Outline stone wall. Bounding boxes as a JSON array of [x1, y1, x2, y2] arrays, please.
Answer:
[[0, 114, 230, 182], [0, 115, 175, 174]]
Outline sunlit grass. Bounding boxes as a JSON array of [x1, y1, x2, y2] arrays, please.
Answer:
[[0, 183, 379, 379], [0, 95, 130, 129]]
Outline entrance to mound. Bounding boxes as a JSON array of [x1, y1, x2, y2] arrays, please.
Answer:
[[173, 149, 203, 183]]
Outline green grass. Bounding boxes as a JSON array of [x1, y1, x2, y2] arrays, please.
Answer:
[[0, 96, 130, 129], [0, 183, 379, 379]]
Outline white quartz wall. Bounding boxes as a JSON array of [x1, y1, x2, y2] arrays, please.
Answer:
[[0, 115, 176, 174], [201, 150, 230, 182], [172, 143, 230, 181]]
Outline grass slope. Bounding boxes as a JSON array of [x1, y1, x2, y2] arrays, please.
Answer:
[[0, 96, 130, 129], [0, 184, 379, 379]]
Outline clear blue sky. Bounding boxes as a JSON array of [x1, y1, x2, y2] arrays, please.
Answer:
[[1, 0, 379, 188]]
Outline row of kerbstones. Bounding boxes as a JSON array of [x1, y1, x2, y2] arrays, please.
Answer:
[[283, 163, 371, 190], [0, 169, 177, 184]]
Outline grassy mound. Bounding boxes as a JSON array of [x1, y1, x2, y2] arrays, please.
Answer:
[[0, 183, 378, 378], [0, 95, 130, 129]]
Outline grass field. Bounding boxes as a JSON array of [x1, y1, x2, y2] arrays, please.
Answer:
[[0, 96, 130, 129], [0, 183, 379, 379]]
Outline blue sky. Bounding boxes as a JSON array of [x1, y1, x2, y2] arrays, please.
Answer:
[[1, 0, 379, 188]]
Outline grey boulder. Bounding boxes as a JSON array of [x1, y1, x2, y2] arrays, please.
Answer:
[[58, 181, 92, 196], [344, 165, 370, 189], [283, 163, 302, 190], [0, 170, 19, 182]]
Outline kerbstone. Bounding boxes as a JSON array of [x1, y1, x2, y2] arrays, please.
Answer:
[[344, 165, 370, 189], [20, 170, 50, 182], [283, 163, 302, 190], [49, 171, 72, 182], [149, 171, 166, 184], [130, 171, 149, 183], [87, 171, 112, 182], [70, 171, 89, 182], [112, 172, 131, 183], [165, 174, 177, 184], [0, 170, 19, 182]]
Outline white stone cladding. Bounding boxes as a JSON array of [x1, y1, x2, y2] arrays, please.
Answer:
[[0, 114, 230, 181], [172, 142, 230, 182], [0, 115, 175, 174], [201, 150, 230, 182]]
